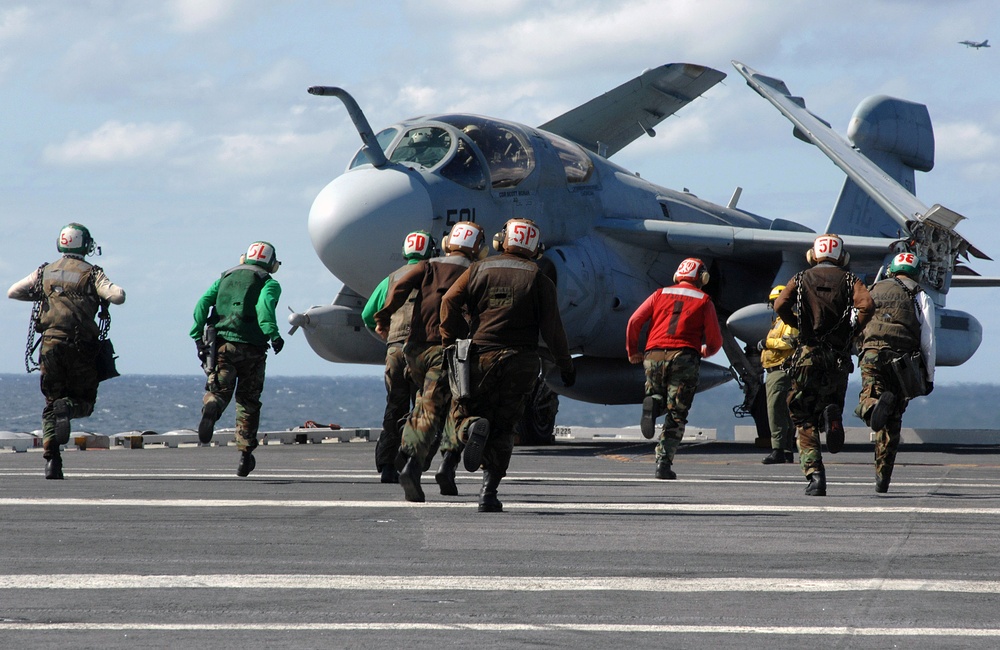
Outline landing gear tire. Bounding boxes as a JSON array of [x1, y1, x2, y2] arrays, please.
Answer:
[[514, 378, 559, 445]]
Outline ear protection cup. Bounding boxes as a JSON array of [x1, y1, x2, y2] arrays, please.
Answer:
[[806, 249, 815, 266], [492, 229, 504, 252]]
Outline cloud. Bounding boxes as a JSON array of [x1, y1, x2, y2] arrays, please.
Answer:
[[43, 120, 191, 165], [936, 121, 999, 161], [167, 0, 239, 32], [0, 6, 30, 40]]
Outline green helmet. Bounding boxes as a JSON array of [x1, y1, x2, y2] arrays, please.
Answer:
[[402, 230, 434, 261], [57, 223, 95, 256], [243, 241, 280, 273], [888, 252, 919, 276]]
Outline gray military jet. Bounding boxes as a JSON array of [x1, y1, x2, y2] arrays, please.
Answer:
[[289, 61, 992, 435], [959, 39, 990, 48]]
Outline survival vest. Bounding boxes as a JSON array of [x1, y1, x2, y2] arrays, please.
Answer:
[[862, 276, 921, 353], [38, 256, 101, 341], [215, 264, 270, 346], [386, 264, 416, 345]]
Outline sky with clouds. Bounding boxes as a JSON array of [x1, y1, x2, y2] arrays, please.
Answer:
[[1, 0, 998, 385]]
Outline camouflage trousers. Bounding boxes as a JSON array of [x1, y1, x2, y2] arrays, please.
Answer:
[[451, 347, 540, 476], [856, 348, 910, 481], [786, 344, 851, 476], [374, 343, 416, 471], [643, 348, 700, 464], [204, 340, 267, 452], [400, 342, 454, 466], [765, 368, 794, 452], [39, 334, 99, 455]]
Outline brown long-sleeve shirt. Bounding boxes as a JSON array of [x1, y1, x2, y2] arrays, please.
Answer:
[[774, 263, 873, 350], [374, 254, 471, 345], [440, 253, 572, 373]]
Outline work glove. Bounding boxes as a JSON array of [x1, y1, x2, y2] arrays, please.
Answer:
[[560, 366, 576, 388], [195, 340, 209, 363], [756, 339, 766, 352], [272, 337, 285, 354]]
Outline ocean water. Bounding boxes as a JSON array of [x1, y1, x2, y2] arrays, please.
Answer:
[[2, 373, 997, 436], [0, 373, 646, 435]]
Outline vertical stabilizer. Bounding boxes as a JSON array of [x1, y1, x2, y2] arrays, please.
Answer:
[[826, 96, 934, 238]]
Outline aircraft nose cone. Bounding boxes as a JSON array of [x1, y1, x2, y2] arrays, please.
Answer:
[[308, 167, 433, 293]]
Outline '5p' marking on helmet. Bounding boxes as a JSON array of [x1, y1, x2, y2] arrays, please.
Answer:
[[888, 251, 919, 276], [402, 230, 435, 261], [492, 218, 542, 258], [242, 241, 280, 273], [673, 257, 710, 287], [807, 233, 850, 266], [444, 221, 486, 259], [57, 223, 96, 256]]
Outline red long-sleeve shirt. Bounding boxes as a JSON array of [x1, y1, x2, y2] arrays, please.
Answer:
[[626, 282, 723, 358]]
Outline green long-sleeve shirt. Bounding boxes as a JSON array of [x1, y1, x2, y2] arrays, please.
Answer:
[[190, 271, 282, 344]]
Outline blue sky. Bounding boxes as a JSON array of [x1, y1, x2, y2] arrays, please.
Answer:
[[2, 0, 998, 384]]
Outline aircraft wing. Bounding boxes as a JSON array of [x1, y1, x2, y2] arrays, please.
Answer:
[[596, 218, 894, 262], [539, 63, 726, 158], [732, 60, 990, 275]]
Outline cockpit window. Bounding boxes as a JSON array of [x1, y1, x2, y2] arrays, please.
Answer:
[[544, 132, 593, 184], [348, 128, 398, 169], [389, 127, 452, 169], [436, 115, 534, 188], [439, 136, 487, 190]]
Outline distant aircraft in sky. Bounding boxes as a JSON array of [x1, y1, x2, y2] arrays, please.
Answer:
[[959, 39, 990, 49]]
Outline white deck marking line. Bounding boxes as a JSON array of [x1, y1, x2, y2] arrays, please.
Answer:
[[0, 622, 999, 636], [2, 574, 1000, 593], [2, 497, 1000, 515]]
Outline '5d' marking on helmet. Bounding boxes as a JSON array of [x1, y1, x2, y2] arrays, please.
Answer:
[[444, 221, 486, 259], [673, 257, 710, 287], [402, 230, 434, 261], [241, 241, 280, 273], [493, 218, 542, 258], [888, 251, 919, 276], [806, 233, 850, 267], [57, 223, 96, 256]]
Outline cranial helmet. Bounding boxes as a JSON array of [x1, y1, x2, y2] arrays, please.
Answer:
[[443, 221, 486, 259], [769, 285, 785, 302], [402, 230, 435, 261], [57, 223, 96, 256], [241, 241, 280, 273], [888, 251, 920, 276], [673, 257, 710, 287], [492, 218, 542, 258], [807, 233, 850, 266]]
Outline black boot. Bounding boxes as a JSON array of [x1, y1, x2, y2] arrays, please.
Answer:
[[462, 418, 490, 472], [45, 447, 64, 480], [805, 470, 827, 496], [399, 456, 425, 503], [198, 401, 219, 444], [236, 450, 256, 477], [762, 449, 786, 465], [823, 404, 844, 454], [435, 451, 461, 496], [52, 398, 72, 445], [379, 465, 399, 484], [875, 472, 892, 494], [869, 391, 896, 432], [478, 469, 503, 512], [655, 460, 676, 480], [640, 395, 662, 439]]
